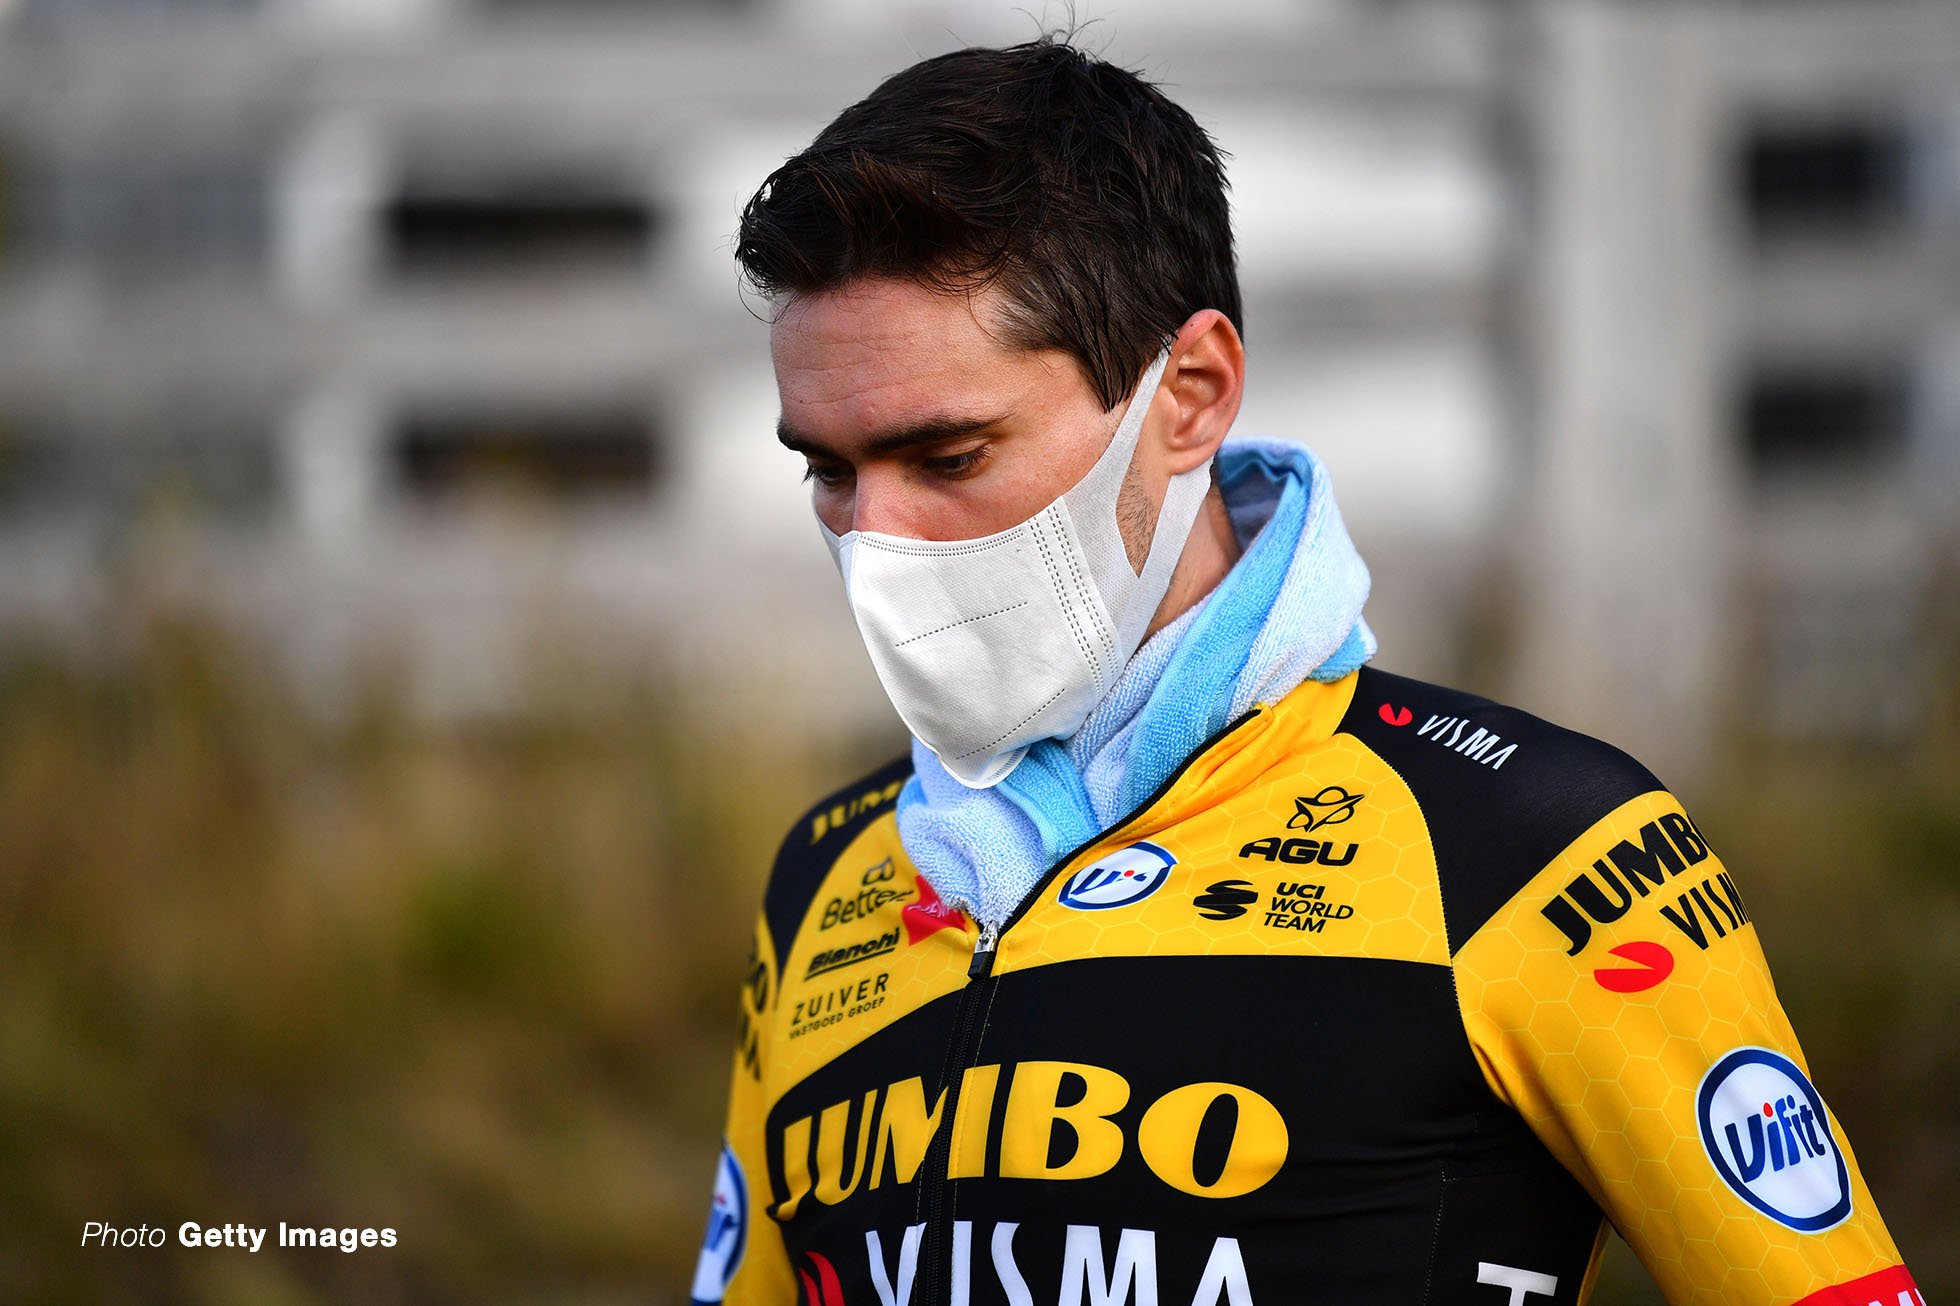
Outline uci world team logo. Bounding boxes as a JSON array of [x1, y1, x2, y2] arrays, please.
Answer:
[[688, 1141, 748, 1305], [1059, 840, 1176, 911], [1696, 1047, 1851, 1233]]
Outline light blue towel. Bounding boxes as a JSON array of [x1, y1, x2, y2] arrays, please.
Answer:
[[896, 437, 1374, 928]]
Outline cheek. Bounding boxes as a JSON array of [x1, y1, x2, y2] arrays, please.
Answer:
[[980, 458, 1070, 523], [995, 406, 1120, 503]]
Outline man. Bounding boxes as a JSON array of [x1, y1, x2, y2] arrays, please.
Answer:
[[690, 38, 1919, 1306]]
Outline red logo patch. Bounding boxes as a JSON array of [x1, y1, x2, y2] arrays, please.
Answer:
[[1792, 1264, 1923, 1306], [902, 875, 968, 945], [1378, 704, 1413, 727], [798, 1252, 845, 1306], [1593, 940, 1675, 993]]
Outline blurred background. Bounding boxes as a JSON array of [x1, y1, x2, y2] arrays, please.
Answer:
[[0, 0, 1954, 1301]]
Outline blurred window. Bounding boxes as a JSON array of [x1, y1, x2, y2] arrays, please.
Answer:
[[16, 0, 258, 17], [393, 409, 658, 504], [1742, 365, 1908, 475], [382, 183, 656, 277], [1742, 120, 1911, 241], [0, 419, 278, 524], [2, 154, 267, 268], [476, 0, 750, 8]]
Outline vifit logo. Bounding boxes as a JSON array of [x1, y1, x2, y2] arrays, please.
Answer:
[[689, 1142, 748, 1305], [1059, 841, 1175, 911], [1696, 1047, 1851, 1233]]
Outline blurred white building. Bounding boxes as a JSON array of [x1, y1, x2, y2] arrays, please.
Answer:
[[0, 0, 1954, 776]]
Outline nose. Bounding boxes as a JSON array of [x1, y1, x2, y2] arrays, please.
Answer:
[[845, 466, 930, 539]]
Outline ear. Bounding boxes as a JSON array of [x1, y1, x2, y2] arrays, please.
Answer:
[[1144, 309, 1245, 474]]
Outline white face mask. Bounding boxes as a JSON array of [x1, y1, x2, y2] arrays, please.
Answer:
[[818, 350, 1213, 788]]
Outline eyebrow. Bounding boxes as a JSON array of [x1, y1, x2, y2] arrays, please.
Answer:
[[776, 413, 1005, 460]]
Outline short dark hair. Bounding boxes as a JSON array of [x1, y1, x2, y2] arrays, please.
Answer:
[[735, 38, 1242, 411]]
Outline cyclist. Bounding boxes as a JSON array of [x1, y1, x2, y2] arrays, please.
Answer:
[[691, 37, 1920, 1306]]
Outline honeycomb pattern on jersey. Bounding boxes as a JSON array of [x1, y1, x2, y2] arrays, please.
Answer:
[[1453, 790, 1902, 1305], [737, 673, 1912, 1305], [1009, 732, 1450, 972], [769, 678, 1386, 1078]]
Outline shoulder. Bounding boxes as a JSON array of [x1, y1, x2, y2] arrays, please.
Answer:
[[1333, 665, 1665, 953], [758, 753, 915, 977]]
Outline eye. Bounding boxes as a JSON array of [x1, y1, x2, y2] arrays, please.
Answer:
[[922, 445, 991, 480], [802, 460, 851, 488]]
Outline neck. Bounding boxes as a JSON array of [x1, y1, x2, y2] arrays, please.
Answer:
[[1142, 483, 1240, 643]]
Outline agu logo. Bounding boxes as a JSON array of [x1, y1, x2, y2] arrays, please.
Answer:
[[1059, 840, 1176, 911], [689, 1142, 748, 1305], [1696, 1047, 1851, 1233]]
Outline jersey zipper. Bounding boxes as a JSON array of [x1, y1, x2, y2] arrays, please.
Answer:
[[909, 708, 1263, 1305], [914, 920, 1000, 1306]]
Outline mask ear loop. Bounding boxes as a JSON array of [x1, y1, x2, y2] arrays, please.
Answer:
[[1112, 434, 1216, 658], [1060, 346, 1214, 661], [1055, 350, 1174, 644]]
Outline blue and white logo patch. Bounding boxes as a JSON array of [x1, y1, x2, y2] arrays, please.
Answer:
[[1696, 1046, 1852, 1233], [688, 1141, 748, 1305], [1059, 840, 1176, 911]]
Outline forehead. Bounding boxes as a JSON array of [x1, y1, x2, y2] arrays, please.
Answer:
[[770, 279, 1062, 439], [772, 278, 1007, 370], [776, 276, 1003, 352]]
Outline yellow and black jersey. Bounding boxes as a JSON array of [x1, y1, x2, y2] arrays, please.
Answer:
[[690, 667, 1918, 1306]]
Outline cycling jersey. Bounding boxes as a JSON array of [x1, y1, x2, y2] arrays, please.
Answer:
[[691, 666, 1918, 1306]]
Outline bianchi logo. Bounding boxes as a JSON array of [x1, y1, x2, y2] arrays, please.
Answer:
[[1193, 880, 1260, 921], [1059, 841, 1176, 911], [688, 1142, 748, 1305], [1696, 1047, 1851, 1233], [1286, 787, 1363, 832], [805, 927, 899, 980]]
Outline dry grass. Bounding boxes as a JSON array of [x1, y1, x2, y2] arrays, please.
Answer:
[[0, 615, 1951, 1303], [0, 614, 889, 1305]]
